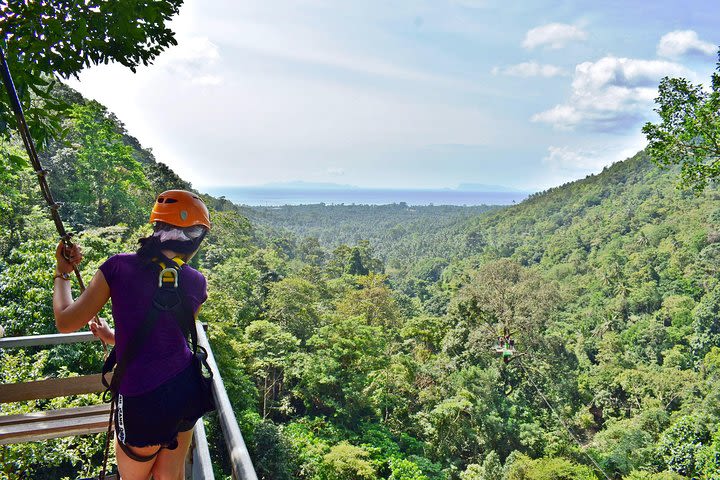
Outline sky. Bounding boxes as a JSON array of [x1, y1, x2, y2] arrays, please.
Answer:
[[68, 0, 720, 192]]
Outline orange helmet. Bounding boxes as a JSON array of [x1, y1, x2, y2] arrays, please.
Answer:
[[149, 190, 211, 229]]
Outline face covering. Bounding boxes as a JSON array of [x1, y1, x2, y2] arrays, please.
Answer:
[[152, 225, 207, 254], [152, 225, 206, 242]]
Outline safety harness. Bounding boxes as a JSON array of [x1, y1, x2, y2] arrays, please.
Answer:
[[98, 255, 213, 478]]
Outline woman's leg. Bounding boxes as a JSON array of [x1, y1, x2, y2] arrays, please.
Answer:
[[151, 428, 195, 480], [115, 437, 159, 480]]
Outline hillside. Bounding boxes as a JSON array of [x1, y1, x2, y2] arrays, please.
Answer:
[[3, 84, 720, 479]]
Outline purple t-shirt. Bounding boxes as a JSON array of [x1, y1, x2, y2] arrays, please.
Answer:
[[99, 253, 208, 396]]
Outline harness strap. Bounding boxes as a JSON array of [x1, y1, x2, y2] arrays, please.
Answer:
[[99, 255, 208, 477], [116, 438, 162, 463], [102, 308, 162, 393], [101, 256, 186, 392]]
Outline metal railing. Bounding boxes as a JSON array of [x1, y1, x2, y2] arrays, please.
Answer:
[[0, 323, 257, 479], [196, 324, 258, 480], [0, 331, 96, 348]]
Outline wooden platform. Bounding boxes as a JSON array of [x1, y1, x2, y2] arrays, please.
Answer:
[[0, 374, 106, 403], [0, 403, 111, 445], [0, 328, 225, 478]]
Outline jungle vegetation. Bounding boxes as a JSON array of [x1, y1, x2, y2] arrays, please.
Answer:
[[2, 82, 720, 479], [2, 5, 720, 478]]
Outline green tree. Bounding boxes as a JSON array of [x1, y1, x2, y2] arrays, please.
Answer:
[[624, 472, 683, 480], [0, 0, 183, 144], [336, 274, 401, 329], [347, 247, 370, 276], [454, 259, 559, 342], [503, 453, 597, 480], [241, 413, 296, 480], [289, 317, 386, 423], [244, 320, 299, 419], [201, 209, 254, 268], [591, 418, 655, 477], [695, 425, 720, 479], [389, 457, 429, 480], [0, 227, 58, 337], [692, 285, 720, 360], [642, 50, 720, 191], [656, 415, 710, 477], [265, 277, 322, 341], [318, 442, 376, 480], [52, 101, 150, 226], [0, 144, 33, 256], [459, 451, 502, 480], [204, 256, 262, 328]]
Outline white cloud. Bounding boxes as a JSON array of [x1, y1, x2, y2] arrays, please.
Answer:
[[159, 36, 220, 65], [543, 146, 605, 171], [491, 61, 565, 77], [532, 137, 647, 190], [532, 56, 690, 131], [523, 23, 587, 50], [155, 36, 224, 85], [69, 62, 500, 186], [208, 20, 452, 85], [657, 30, 717, 58], [192, 75, 224, 86]]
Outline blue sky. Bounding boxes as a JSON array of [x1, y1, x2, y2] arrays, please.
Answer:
[[69, 0, 720, 192]]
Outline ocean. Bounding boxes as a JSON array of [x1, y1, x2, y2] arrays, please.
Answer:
[[202, 187, 529, 206]]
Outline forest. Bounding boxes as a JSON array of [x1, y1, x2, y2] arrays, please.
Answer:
[[2, 3, 720, 479], [1, 79, 720, 479], [243, 203, 499, 273]]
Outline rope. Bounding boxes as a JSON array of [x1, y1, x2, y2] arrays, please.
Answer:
[[0, 45, 115, 475], [0, 51, 73, 257], [99, 398, 116, 480], [517, 360, 613, 480], [0, 47, 106, 353]]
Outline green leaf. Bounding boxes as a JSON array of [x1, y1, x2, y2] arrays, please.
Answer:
[[8, 153, 28, 170]]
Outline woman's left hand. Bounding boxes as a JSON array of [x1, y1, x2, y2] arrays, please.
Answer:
[[90, 317, 115, 345], [55, 241, 82, 274]]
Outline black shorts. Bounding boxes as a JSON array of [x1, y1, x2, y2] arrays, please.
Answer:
[[115, 361, 210, 448]]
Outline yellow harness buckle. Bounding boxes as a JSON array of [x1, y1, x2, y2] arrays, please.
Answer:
[[154, 257, 185, 287]]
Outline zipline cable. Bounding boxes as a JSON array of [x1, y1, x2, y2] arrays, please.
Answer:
[[0, 47, 105, 352], [517, 359, 612, 480]]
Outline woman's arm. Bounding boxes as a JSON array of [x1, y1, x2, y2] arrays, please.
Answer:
[[53, 242, 112, 334]]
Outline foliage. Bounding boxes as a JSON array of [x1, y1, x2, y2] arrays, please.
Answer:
[[389, 457, 430, 480], [56, 101, 150, 227], [7, 72, 720, 480], [289, 316, 387, 423], [318, 442, 377, 480], [503, 453, 597, 480], [656, 415, 710, 477], [0, 0, 182, 145], [459, 451, 502, 480], [245, 204, 497, 271], [265, 277, 323, 341], [241, 413, 296, 480], [642, 50, 720, 192]]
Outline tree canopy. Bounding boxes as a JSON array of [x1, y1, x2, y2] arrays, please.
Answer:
[[643, 50, 720, 192], [0, 0, 183, 144]]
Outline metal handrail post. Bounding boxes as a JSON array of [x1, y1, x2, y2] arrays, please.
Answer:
[[195, 323, 258, 480], [192, 420, 215, 479], [0, 331, 97, 349]]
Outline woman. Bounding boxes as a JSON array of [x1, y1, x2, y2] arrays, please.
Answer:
[[53, 190, 212, 480]]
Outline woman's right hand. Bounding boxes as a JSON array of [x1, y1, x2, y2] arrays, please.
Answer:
[[55, 241, 82, 275], [90, 317, 115, 345]]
